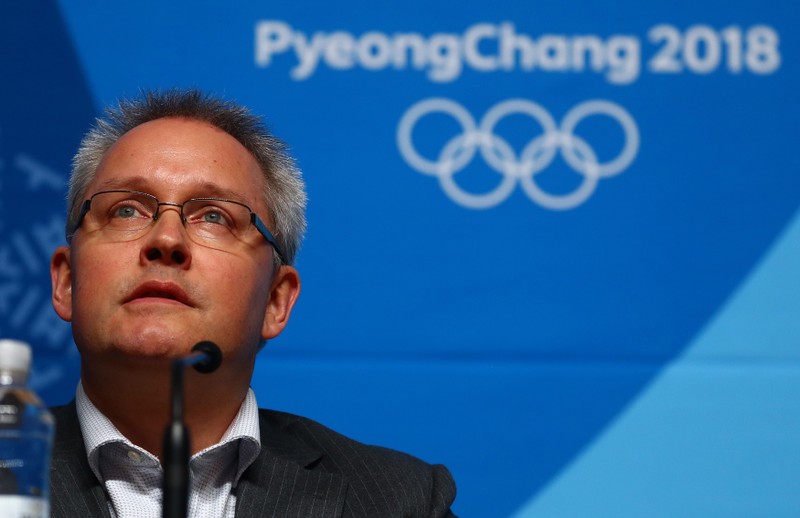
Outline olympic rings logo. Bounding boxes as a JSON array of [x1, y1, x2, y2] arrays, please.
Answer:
[[396, 98, 640, 210]]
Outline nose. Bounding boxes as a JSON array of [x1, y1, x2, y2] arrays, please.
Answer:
[[139, 206, 192, 268]]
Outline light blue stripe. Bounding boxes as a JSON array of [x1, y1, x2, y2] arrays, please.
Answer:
[[511, 207, 800, 517]]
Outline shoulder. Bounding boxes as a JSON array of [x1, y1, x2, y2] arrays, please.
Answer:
[[49, 402, 76, 422], [49, 402, 84, 450], [259, 409, 457, 517]]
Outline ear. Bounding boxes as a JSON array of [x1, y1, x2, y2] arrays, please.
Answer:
[[261, 265, 301, 341], [50, 245, 74, 322]]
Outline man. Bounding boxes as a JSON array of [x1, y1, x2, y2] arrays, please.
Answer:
[[48, 89, 456, 517]]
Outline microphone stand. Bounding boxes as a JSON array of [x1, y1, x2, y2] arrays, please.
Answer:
[[162, 342, 222, 518]]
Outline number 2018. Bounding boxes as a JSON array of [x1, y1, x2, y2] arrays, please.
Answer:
[[648, 24, 780, 75]]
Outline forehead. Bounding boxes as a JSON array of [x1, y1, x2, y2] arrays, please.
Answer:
[[91, 117, 265, 206]]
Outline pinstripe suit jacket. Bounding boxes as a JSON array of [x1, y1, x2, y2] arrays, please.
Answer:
[[49, 402, 457, 517]]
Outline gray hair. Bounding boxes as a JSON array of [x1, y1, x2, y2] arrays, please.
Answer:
[[67, 89, 306, 266]]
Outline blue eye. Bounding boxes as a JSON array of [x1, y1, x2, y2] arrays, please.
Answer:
[[203, 211, 225, 224], [184, 199, 250, 240], [116, 206, 139, 218], [189, 204, 237, 230]]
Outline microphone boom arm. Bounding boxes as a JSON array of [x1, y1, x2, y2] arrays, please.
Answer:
[[162, 341, 222, 518]]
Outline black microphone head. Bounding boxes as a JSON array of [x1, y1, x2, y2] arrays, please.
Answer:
[[191, 341, 223, 373]]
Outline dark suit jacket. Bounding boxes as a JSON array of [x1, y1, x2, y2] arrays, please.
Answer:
[[49, 403, 457, 517]]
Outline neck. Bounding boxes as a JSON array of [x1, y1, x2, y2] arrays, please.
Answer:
[[80, 356, 252, 460]]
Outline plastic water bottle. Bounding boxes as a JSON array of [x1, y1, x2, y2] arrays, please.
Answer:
[[0, 340, 54, 518]]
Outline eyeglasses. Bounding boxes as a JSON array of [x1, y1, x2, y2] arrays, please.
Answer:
[[70, 190, 283, 260]]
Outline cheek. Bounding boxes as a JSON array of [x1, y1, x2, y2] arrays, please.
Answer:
[[71, 245, 131, 310], [228, 266, 271, 305], [212, 257, 273, 319]]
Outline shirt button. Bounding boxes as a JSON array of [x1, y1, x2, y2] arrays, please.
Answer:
[[127, 450, 142, 463]]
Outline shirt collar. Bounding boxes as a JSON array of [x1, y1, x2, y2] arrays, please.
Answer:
[[76, 382, 262, 484]]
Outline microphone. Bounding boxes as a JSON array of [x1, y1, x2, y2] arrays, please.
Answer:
[[183, 340, 223, 374], [162, 341, 223, 518]]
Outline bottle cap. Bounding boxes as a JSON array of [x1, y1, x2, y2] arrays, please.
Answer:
[[0, 339, 32, 373]]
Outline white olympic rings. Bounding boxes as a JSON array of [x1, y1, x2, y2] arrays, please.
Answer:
[[396, 98, 640, 210]]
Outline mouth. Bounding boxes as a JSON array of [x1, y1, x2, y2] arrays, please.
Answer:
[[125, 280, 192, 307]]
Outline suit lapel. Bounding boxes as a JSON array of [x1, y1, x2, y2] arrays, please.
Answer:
[[235, 451, 347, 518], [49, 403, 112, 518], [234, 410, 347, 518]]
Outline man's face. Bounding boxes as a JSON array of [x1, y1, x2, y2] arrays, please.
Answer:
[[50, 117, 298, 372]]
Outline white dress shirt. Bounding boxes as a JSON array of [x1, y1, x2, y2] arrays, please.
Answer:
[[76, 383, 261, 518]]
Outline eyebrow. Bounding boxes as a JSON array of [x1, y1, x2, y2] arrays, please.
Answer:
[[92, 176, 255, 205]]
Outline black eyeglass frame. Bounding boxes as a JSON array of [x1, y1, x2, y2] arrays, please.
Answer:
[[69, 189, 284, 262]]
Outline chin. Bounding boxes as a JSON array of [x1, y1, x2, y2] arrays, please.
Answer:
[[114, 326, 197, 359]]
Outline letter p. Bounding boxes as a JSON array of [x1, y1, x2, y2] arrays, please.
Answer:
[[255, 21, 292, 66]]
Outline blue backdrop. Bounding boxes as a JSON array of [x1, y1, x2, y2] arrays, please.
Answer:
[[1, 1, 798, 516]]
